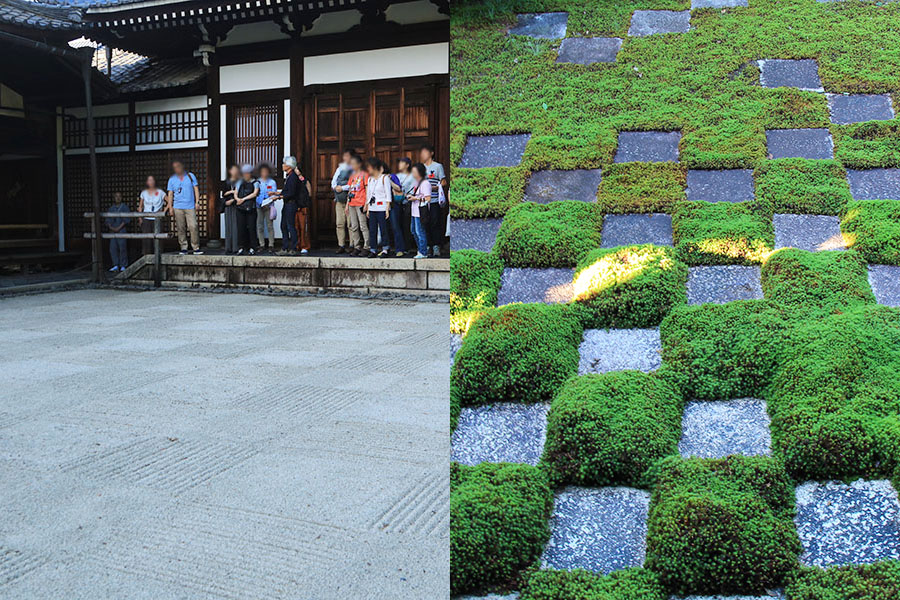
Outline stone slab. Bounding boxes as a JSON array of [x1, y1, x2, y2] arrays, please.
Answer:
[[774, 214, 846, 251], [691, 0, 748, 7], [614, 131, 681, 163], [497, 268, 574, 305], [686, 169, 755, 203], [687, 266, 763, 304], [869, 265, 900, 307], [524, 169, 602, 203], [679, 398, 772, 459], [827, 93, 895, 125], [628, 10, 691, 37], [795, 479, 900, 567], [847, 168, 900, 200], [450, 402, 550, 466], [542, 486, 650, 574], [766, 128, 834, 160], [601, 213, 674, 247], [449, 218, 503, 253], [557, 37, 623, 64], [758, 59, 823, 92], [508, 12, 568, 39], [459, 134, 530, 168], [578, 328, 662, 374]]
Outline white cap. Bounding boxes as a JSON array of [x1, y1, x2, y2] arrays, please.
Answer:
[[240, 164, 253, 174], [282, 156, 297, 168]]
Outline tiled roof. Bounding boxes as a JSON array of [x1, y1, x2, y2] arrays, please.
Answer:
[[0, 0, 83, 29], [116, 57, 205, 93]]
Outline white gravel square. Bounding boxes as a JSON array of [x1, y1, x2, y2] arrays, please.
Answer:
[[679, 399, 771, 459], [451, 402, 550, 466], [578, 328, 662, 374]]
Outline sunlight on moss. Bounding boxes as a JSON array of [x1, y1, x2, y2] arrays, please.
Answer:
[[572, 250, 655, 300]]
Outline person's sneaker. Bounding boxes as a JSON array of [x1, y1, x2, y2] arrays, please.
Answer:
[[119, 266, 126, 272], [300, 249, 309, 255], [289, 250, 299, 256], [236, 248, 244, 255], [378, 250, 389, 258], [336, 246, 347, 255], [276, 250, 289, 256], [349, 248, 359, 257], [193, 249, 203, 255], [248, 248, 255, 255], [367, 251, 377, 258], [414, 252, 427, 259], [432, 245, 441, 257], [108, 266, 119, 272], [179, 250, 188, 255], [395, 251, 405, 257]]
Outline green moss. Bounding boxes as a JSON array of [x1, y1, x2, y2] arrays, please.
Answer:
[[841, 200, 900, 265], [754, 158, 852, 215], [520, 568, 667, 600], [450, 249, 504, 315], [596, 163, 687, 214], [644, 455, 801, 596], [786, 563, 900, 599], [833, 121, 900, 169], [542, 372, 683, 487], [451, 302, 583, 406], [450, 166, 529, 219], [450, 462, 553, 595], [495, 200, 604, 268], [672, 200, 774, 265], [570, 245, 688, 329]]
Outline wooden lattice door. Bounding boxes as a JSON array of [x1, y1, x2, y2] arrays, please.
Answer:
[[226, 103, 283, 173]]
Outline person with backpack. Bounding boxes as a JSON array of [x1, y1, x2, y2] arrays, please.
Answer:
[[390, 157, 415, 257], [166, 160, 202, 255], [278, 156, 303, 256], [365, 157, 396, 258], [419, 144, 447, 257], [407, 163, 432, 259], [234, 164, 259, 255], [331, 148, 354, 254], [292, 160, 313, 255], [345, 154, 369, 256]]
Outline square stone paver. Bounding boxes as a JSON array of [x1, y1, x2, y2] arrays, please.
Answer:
[[459, 134, 530, 168], [847, 168, 900, 200], [450, 218, 502, 253], [774, 214, 845, 251], [687, 266, 763, 304], [578, 328, 662, 374], [795, 479, 900, 567], [827, 94, 894, 125], [524, 169, 602, 203], [601, 213, 674, 247], [766, 129, 834, 160], [869, 265, 900, 307], [628, 10, 691, 36], [686, 169, 755, 203], [557, 37, 623, 64], [691, 0, 748, 6], [497, 268, 574, 305], [758, 59, 823, 92], [614, 131, 681, 163], [450, 402, 550, 466], [542, 486, 651, 574], [508, 12, 568, 39], [679, 398, 771, 459]]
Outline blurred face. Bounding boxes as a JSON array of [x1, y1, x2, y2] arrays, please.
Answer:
[[242, 170, 252, 181], [351, 158, 362, 172], [418, 148, 432, 163], [146, 176, 156, 189], [172, 162, 184, 175], [397, 160, 409, 174], [228, 166, 240, 180], [259, 167, 270, 179], [282, 163, 292, 174], [114, 192, 122, 202], [342, 151, 352, 163], [412, 168, 424, 182]]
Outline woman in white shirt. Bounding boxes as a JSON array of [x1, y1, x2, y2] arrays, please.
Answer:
[[407, 163, 432, 259], [138, 175, 166, 256], [364, 157, 397, 258]]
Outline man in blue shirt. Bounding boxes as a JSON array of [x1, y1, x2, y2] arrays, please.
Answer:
[[166, 160, 203, 255]]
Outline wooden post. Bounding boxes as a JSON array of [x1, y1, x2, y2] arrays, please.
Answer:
[[289, 36, 311, 244], [81, 48, 103, 283], [206, 54, 222, 241]]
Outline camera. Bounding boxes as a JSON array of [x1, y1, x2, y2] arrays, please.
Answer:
[[369, 197, 376, 206]]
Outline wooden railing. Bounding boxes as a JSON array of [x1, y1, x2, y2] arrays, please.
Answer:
[[83, 211, 168, 287]]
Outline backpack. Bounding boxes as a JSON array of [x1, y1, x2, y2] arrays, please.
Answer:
[[296, 174, 312, 208], [236, 179, 257, 212]]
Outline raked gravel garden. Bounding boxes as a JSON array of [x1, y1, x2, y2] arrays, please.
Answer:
[[449, 0, 900, 598]]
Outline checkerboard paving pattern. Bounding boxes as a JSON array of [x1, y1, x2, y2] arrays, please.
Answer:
[[687, 266, 763, 304], [774, 214, 845, 251], [766, 129, 834, 160], [451, 402, 550, 466], [615, 131, 681, 163], [686, 169, 755, 203], [601, 213, 674, 247], [524, 169, 602, 203], [679, 399, 772, 459]]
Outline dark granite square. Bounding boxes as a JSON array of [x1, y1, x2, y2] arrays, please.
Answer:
[[451, 402, 550, 466], [508, 12, 568, 39], [828, 94, 895, 125], [459, 134, 530, 168], [524, 169, 602, 203], [687, 266, 763, 304], [686, 169, 755, 203], [450, 218, 502, 253], [759, 59, 823, 91], [542, 486, 650, 574], [557, 37, 623, 64], [601, 213, 674, 247], [679, 398, 771, 459], [766, 129, 834, 160], [869, 265, 900, 307], [628, 10, 691, 37], [692, 0, 748, 6], [795, 480, 900, 567], [614, 131, 681, 163], [774, 214, 846, 251], [847, 169, 900, 200], [497, 268, 574, 305]]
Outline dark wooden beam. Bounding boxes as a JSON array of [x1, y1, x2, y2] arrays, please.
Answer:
[[205, 53, 221, 241]]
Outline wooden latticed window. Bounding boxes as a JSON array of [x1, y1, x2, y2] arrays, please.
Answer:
[[136, 109, 208, 145], [228, 103, 282, 172], [63, 115, 131, 148]]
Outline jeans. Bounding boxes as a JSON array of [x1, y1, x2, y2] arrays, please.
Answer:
[[281, 201, 298, 251], [425, 201, 444, 253], [236, 208, 257, 252], [256, 205, 275, 248], [410, 216, 428, 256], [390, 200, 407, 253], [109, 237, 128, 269], [368, 211, 390, 253], [174, 207, 200, 251]]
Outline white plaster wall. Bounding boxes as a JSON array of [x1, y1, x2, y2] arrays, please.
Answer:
[[303, 43, 448, 85], [220, 59, 290, 94]]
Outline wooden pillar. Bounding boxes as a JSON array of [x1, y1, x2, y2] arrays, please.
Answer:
[[81, 49, 103, 282], [206, 55, 221, 240], [289, 36, 313, 244]]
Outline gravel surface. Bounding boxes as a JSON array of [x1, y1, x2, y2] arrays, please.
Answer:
[[827, 93, 894, 125], [758, 59, 823, 91], [847, 168, 900, 200], [795, 479, 900, 567], [508, 12, 568, 38], [869, 265, 900, 307], [557, 37, 622, 64], [687, 266, 763, 304], [451, 333, 462, 367], [450, 403, 550, 466], [578, 328, 662, 374], [614, 131, 681, 163], [450, 218, 503, 252], [686, 169, 755, 203], [524, 169, 602, 203], [679, 399, 772, 459], [497, 268, 574, 305], [542, 486, 651, 573], [628, 10, 691, 36], [774, 214, 846, 251], [459, 134, 531, 168], [766, 128, 834, 159], [601, 213, 674, 247]]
